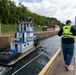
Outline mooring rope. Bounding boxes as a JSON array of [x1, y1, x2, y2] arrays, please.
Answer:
[[12, 50, 46, 75]]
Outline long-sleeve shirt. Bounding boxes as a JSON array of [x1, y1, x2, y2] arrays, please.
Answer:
[[58, 26, 76, 44]]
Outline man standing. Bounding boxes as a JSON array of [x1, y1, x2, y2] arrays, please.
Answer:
[[58, 20, 76, 70]]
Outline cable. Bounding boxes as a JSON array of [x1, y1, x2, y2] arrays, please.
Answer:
[[12, 50, 46, 75]]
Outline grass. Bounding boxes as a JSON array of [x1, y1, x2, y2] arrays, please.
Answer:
[[1, 24, 16, 34], [34, 27, 42, 32], [1, 24, 42, 34]]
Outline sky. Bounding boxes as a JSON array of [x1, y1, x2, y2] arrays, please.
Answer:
[[11, 0, 76, 25]]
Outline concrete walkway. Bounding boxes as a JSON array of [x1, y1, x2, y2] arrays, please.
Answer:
[[45, 51, 75, 75]]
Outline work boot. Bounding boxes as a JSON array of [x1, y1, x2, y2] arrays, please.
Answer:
[[64, 65, 74, 71], [64, 65, 69, 71]]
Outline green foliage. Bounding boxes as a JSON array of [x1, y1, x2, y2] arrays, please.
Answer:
[[1, 24, 42, 34], [34, 27, 42, 32], [0, 0, 64, 27], [1, 24, 15, 34]]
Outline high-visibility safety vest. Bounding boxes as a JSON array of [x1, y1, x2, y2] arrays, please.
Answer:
[[62, 25, 74, 38]]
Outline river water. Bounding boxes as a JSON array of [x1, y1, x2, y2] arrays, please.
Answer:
[[5, 35, 61, 75]]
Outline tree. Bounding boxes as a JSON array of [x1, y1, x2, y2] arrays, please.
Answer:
[[0, 0, 63, 27]]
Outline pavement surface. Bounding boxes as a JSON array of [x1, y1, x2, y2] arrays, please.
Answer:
[[45, 50, 75, 75]]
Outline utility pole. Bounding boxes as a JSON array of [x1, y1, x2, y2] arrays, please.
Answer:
[[0, 20, 1, 35], [75, 17, 76, 26]]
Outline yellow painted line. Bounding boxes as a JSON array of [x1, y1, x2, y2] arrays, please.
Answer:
[[38, 48, 61, 75]]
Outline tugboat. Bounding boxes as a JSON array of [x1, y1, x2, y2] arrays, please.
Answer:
[[0, 21, 40, 75]]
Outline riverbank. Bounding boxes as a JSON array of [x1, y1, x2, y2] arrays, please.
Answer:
[[0, 31, 58, 47]]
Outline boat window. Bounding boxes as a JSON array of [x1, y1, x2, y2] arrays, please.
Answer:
[[15, 44, 18, 51], [15, 33, 16, 38], [27, 43, 29, 45], [24, 45, 26, 47], [23, 33, 24, 42], [27, 24, 29, 27], [24, 24, 26, 31], [30, 24, 33, 27], [21, 24, 22, 31]]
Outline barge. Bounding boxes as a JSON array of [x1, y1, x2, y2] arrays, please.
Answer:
[[0, 21, 40, 75]]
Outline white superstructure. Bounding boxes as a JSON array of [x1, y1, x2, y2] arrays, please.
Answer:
[[10, 22, 34, 53]]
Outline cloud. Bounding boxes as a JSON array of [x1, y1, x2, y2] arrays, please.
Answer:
[[11, 0, 19, 6], [11, 0, 76, 25]]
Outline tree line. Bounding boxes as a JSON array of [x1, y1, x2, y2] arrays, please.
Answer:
[[0, 0, 64, 27]]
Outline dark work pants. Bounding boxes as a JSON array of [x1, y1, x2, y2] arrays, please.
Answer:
[[62, 43, 74, 66]]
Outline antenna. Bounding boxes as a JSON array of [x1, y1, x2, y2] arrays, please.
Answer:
[[0, 20, 1, 35], [75, 17, 76, 26]]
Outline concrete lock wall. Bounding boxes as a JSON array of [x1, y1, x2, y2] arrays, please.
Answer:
[[34, 31, 58, 39], [0, 31, 58, 47], [0, 35, 14, 47]]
